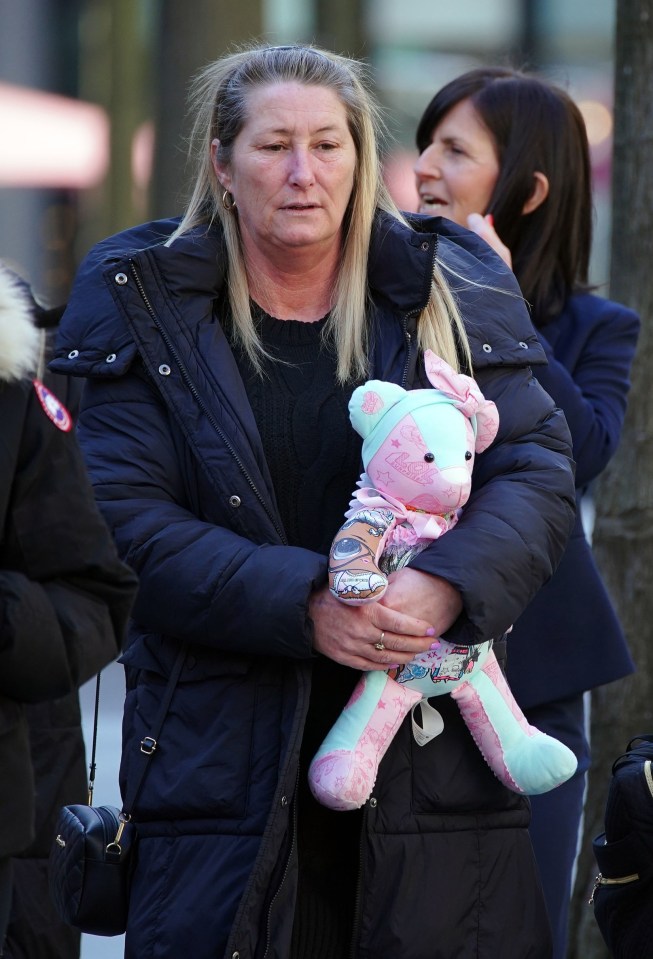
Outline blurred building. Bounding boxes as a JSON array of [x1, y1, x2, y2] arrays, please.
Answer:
[[0, 0, 87, 303], [0, 0, 615, 303]]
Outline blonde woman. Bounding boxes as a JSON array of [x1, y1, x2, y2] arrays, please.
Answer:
[[53, 45, 574, 959]]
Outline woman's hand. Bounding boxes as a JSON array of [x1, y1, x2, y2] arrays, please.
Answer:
[[380, 567, 463, 637], [467, 212, 513, 269], [309, 582, 437, 671]]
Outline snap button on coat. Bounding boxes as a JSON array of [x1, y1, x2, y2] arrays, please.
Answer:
[[158, 364, 171, 376], [229, 495, 241, 508], [115, 272, 128, 285]]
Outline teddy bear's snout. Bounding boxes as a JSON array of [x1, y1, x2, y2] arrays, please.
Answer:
[[431, 466, 472, 510]]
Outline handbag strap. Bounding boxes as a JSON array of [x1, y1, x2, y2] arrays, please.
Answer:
[[122, 643, 187, 816], [87, 644, 188, 818], [87, 672, 102, 805]]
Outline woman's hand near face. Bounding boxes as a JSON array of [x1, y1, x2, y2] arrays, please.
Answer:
[[466, 213, 513, 269], [309, 582, 437, 671]]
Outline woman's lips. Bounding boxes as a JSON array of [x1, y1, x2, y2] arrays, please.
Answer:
[[419, 194, 447, 211]]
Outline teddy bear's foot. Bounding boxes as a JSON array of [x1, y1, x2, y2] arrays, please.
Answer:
[[451, 652, 577, 795], [501, 734, 578, 795], [308, 671, 422, 811]]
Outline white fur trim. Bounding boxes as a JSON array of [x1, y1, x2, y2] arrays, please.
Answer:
[[0, 265, 41, 382]]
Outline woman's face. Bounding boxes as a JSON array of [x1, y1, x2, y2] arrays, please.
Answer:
[[414, 97, 500, 227], [212, 81, 357, 261]]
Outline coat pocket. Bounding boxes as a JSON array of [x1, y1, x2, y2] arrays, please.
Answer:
[[121, 657, 283, 823]]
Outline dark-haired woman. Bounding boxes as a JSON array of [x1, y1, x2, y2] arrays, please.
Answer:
[[414, 67, 639, 959]]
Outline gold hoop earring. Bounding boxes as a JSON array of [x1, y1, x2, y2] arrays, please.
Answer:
[[222, 190, 235, 212]]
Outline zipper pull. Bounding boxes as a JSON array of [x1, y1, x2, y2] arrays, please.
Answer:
[[588, 873, 602, 905]]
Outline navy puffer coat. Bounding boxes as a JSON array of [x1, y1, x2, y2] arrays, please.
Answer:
[[0, 266, 137, 958], [52, 211, 575, 959]]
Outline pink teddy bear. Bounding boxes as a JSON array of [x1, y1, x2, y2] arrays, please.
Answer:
[[308, 350, 577, 811]]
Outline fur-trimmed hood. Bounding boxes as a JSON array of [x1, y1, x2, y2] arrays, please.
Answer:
[[0, 264, 41, 383]]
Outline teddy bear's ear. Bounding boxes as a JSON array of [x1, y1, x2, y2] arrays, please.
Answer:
[[424, 349, 500, 453], [473, 399, 500, 453], [349, 380, 407, 439], [423, 349, 477, 402]]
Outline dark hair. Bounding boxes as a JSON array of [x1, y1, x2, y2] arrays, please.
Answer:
[[416, 67, 593, 326]]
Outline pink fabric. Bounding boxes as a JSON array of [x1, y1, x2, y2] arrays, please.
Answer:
[[450, 679, 520, 792], [482, 653, 535, 734], [423, 350, 500, 452], [309, 678, 422, 811], [360, 389, 384, 414], [347, 485, 458, 542]]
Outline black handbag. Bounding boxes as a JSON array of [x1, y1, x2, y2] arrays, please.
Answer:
[[590, 734, 653, 958], [48, 645, 187, 937]]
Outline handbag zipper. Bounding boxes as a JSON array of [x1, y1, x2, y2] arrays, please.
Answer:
[[127, 260, 287, 545], [589, 871, 640, 904], [589, 758, 653, 905], [94, 806, 123, 859]]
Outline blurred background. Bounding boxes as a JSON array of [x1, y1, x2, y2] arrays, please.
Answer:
[[0, 0, 616, 308]]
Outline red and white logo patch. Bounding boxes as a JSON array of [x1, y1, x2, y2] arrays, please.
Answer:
[[32, 378, 73, 432]]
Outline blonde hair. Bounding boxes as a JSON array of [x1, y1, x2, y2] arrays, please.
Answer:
[[171, 43, 471, 380]]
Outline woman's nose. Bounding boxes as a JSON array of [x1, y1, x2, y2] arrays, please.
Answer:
[[289, 148, 315, 187], [414, 144, 440, 180]]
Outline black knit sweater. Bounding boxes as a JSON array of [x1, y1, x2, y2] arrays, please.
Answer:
[[233, 309, 365, 958]]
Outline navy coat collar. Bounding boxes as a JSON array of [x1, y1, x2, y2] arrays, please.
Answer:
[[52, 210, 546, 376]]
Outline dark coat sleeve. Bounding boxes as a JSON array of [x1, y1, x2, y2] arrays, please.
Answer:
[[397, 227, 577, 647], [75, 369, 325, 661], [0, 374, 138, 703], [532, 295, 639, 489], [409, 362, 576, 645]]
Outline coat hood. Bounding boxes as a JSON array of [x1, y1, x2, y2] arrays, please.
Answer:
[[0, 265, 41, 383]]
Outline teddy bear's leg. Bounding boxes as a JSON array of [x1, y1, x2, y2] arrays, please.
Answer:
[[328, 508, 396, 603], [308, 670, 422, 811], [450, 650, 578, 795]]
